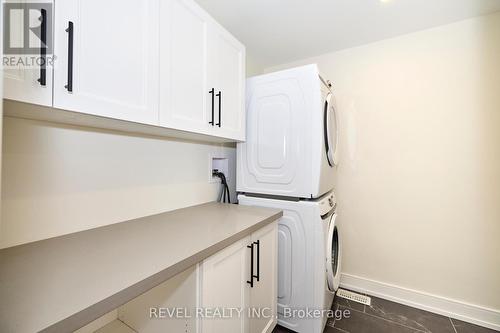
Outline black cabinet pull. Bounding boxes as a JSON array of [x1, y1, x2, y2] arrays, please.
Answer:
[[247, 243, 254, 288], [37, 9, 47, 86], [64, 21, 74, 92], [208, 88, 215, 126], [253, 240, 260, 282], [216, 91, 222, 127]]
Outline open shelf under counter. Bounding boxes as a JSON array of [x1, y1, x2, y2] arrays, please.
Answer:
[[94, 320, 135, 333]]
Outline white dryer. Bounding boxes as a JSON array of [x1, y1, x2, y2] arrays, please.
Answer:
[[238, 191, 342, 333], [237, 64, 339, 199]]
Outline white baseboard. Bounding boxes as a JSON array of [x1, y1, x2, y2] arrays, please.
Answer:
[[340, 273, 500, 331]]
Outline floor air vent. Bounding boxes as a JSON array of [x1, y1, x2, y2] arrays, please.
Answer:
[[336, 288, 371, 306]]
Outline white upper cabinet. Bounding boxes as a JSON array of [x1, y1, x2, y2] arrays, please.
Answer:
[[159, 0, 210, 133], [3, 0, 245, 141], [207, 22, 246, 141], [3, 0, 53, 106], [160, 0, 245, 141], [53, 0, 159, 124]]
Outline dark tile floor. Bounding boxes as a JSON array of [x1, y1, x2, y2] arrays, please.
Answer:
[[273, 292, 499, 333]]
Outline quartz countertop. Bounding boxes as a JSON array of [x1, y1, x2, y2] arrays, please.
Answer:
[[0, 202, 282, 333]]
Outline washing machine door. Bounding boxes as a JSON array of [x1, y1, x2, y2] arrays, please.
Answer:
[[324, 92, 339, 167], [326, 213, 341, 292]]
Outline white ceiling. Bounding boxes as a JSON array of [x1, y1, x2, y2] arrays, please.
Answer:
[[194, 0, 500, 68]]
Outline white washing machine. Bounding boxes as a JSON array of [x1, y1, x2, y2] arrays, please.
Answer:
[[237, 64, 339, 199], [238, 191, 342, 333]]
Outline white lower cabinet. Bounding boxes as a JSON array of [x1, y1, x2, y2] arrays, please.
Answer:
[[200, 221, 278, 333], [80, 222, 277, 333], [200, 236, 251, 333]]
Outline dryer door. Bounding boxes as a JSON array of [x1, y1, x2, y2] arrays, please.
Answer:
[[326, 213, 341, 292], [324, 92, 339, 167]]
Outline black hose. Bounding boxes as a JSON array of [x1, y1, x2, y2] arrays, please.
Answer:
[[213, 170, 231, 203]]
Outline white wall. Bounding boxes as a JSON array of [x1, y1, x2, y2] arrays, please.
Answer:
[[0, 0, 3, 238], [269, 12, 500, 315], [246, 53, 265, 77], [1, 113, 236, 249]]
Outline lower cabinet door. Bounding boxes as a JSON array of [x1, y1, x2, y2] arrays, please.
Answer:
[[200, 236, 251, 333], [249, 222, 278, 333], [200, 222, 278, 333]]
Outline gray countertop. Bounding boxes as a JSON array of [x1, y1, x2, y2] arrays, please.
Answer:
[[0, 202, 282, 333]]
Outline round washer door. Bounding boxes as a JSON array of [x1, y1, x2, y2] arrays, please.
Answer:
[[323, 92, 339, 167], [326, 213, 341, 292]]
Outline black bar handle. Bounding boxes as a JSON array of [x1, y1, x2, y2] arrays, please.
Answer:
[[247, 243, 254, 287], [208, 88, 215, 125], [65, 21, 74, 92], [216, 91, 221, 127], [37, 9, 47, 86], [253, 240, 260, 282]]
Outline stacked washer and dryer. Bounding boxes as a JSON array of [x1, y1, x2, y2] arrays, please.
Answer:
[[237, 64, 342, 333]]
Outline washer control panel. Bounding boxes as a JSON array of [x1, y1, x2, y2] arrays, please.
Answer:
[[319, 191, 336, 216]]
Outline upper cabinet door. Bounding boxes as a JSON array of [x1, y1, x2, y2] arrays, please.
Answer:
[[53, 0, 159, 124], [208, 23, 245, 141], [159, 0, 212, 134], [3, 0, 53, 106]]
